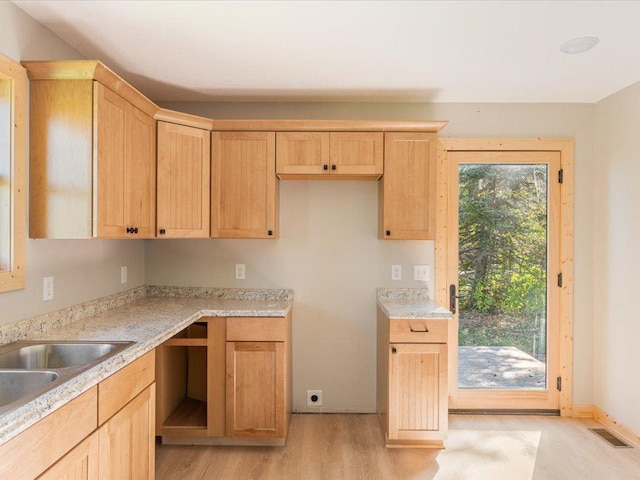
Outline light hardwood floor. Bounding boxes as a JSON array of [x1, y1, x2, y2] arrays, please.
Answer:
[[156, 414, 640, 480]]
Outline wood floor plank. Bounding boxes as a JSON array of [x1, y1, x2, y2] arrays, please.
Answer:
[[156, 414, 640, 480]]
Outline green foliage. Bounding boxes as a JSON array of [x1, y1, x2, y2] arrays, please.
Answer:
[[458, 164, 547, 353]]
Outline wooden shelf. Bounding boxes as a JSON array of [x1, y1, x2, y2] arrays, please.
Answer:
[[162, 338, 207, 347], [163, 397, 207, 429]]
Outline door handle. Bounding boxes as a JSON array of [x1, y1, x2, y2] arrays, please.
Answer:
[[449, 284, 460, 314]]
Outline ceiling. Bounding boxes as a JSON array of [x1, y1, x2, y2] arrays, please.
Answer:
[[12, 0, 640, 103]]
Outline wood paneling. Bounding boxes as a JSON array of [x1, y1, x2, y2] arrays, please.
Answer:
[[37, 432, 99, 480], [211, 132, 278, 238], [98, 350, 155, 426], [329, 132, 383, 176], [226, 317, 287, 342], [388, 343, 447, 443], [276, 132, 329, 175], [0, 387, 97, 480], [157, 121, 210, 237], [226, 341, 285, 438], [98, 384, 155, 480], [379, 132, 437, 239]]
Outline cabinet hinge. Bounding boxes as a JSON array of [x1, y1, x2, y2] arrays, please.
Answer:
[[558, 169, 564, 184], [556, 376, 562, 392], [557, 273, 563, 287]]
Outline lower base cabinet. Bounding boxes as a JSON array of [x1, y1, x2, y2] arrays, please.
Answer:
[[156, 314, 292, 446], [0, 351, 156, 480]]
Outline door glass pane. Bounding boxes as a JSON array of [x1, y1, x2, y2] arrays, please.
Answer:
[[458, 164, 548, 390]]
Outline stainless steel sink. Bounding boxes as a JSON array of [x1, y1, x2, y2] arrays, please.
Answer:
[[0, 371, 59, 407], [0, 340, 133, 416], [0, 342, 125, 369]]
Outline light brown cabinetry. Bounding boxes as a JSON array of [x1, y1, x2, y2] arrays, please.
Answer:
[[157, 122, 211, 238], [156, 314, 291, 446], [379, 132, 437, 240], [211, 132, 278, 239], [0, 350, 156, 480], [276, 132, 383, 179], [28, 77, 156, 238], [36, 432, 99, 480], [377, 308, 448, 447], [226, 316, 290, 440]]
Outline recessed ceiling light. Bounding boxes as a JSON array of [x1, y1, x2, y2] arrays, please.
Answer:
[[559, 36, 599, 54]]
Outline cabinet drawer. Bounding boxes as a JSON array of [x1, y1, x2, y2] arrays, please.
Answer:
[[0, 387, 97, 480], [226, 317, 286, 342], [98, 350, 155, 425], [389, 319, 448, 343]]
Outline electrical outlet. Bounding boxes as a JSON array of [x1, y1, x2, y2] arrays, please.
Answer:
[[307, 390, 323, 406], [391, 264, 402, 281], [120, 266, 128, 284], [414, 264, 430, 282], [235, 263, 246, 280], [43, 276, 54, 301]]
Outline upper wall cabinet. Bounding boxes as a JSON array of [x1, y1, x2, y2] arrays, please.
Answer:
[[211, 132, 278, 239], [25, 61, 157, 239], [276, 132, 383, 179], [379, 133, 437, 240], [157, 121, 211, 238]]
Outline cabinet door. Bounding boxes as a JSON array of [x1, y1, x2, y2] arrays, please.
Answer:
[[226, 341, 285, 438], [157, 122, 211, 237], [126, 106, 156, 238], [388, 343, 447, 441], [37, 432, 99, 480], [380, 132, 437, 239], [330, 132, 383, 176], [98, 384, 155, 480], [211, 132, 277, 238], [276, 132, 330, 175], [94, 82, 127, 237]]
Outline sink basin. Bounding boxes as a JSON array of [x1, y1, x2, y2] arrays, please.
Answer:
[[0, 370, 59, 407], [0, 340, 134, 416], [0, 342, 127, 369]]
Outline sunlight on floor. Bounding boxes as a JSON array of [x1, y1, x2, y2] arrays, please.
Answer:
[[429, 430, 541, 480]]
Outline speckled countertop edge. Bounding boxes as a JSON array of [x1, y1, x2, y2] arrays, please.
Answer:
[[377, 288, 453, 319], [0, 287, 293, 446]]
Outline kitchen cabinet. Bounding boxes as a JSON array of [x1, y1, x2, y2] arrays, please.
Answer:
[[156, 314, 292, 446], [377, 308, 448, 447], [379, 132, 437, 240], [276, 131, 383, 179], [226, 316, 290, 440], [157, 121, 211, 238], [37, 432, 99, 480], [211, 132, 278, 239], [28, 76, 156, 238], [97, 351, 155, 479]]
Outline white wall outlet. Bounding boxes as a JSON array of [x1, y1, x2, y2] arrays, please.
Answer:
[[391, 264, 402, 281], [414, 264, 430, 282], [235, 263, 246, 280], [120, 266, 128, 284], [43, 276, 54, 301], [307, 390, 323, 406]]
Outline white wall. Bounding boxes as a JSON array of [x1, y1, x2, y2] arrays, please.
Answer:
[[155, 101, 596, 412], [593, 81, 640, 432], [0, 1, 146, 325]]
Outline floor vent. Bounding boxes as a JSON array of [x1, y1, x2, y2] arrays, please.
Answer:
[[589, 428, 632, 448]]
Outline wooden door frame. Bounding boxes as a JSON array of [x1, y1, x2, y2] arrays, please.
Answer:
[[435, 138, 574, 417]]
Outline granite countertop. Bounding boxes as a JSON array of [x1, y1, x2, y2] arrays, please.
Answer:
[[0, 288, 292, 446], [377, 288, 453, 319]]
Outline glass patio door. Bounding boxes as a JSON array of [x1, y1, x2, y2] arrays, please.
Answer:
[[448, 151, 561, 411]]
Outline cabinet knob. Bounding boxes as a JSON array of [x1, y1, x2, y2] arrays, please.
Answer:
[[392, 347, 397, 354], [386, 230, 391, 236], [159, 229, 166, 235], [331, 165, 336, 171], [323, 165, 328, 171], [267, 230, 273, 236]]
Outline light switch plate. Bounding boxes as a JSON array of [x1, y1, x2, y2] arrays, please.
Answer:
[[414, 264, 430, 282]]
